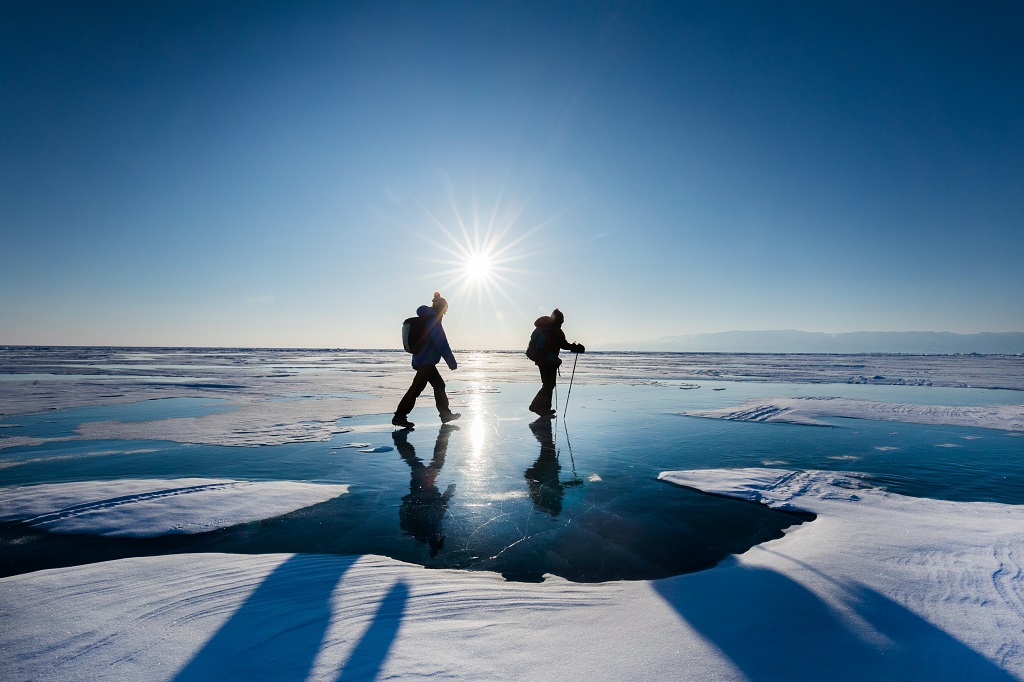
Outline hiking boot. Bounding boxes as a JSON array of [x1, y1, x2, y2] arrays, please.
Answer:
[[529, 406, 555, 417], [392, 415, 415, 428], [440, 412, 462, 424]]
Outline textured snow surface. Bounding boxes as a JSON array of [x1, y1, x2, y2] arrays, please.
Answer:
[[0, 478, 348, 536], [687, 396, 1024, 431], [659, 468, 1024, 680], [3, 472, 1023, 680]]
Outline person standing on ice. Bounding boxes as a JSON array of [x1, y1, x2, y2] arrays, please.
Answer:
[[393, 292, 461, 429], [526, 308, 584, 417]]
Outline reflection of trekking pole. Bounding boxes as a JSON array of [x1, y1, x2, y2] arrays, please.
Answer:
[[562, 418, 583, 487], [562, 353, 579, 419]]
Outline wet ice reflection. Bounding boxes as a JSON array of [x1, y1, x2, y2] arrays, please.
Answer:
[[468, 391, 486, 462]]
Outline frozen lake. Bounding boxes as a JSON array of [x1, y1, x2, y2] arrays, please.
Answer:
[[1, 347, 1022, 582]]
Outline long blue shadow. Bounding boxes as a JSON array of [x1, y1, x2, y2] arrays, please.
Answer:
[[337, 581, 410, 681], [175, 554, 356, 681], [654, 565, 1016, 681]]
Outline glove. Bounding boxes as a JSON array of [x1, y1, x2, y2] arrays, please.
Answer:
[[574, 344, 586, 354], [448, 359, 458, 370]]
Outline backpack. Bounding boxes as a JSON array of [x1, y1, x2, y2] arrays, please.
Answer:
[[525, 326, 548, 362], [402, 316, 425, 354]]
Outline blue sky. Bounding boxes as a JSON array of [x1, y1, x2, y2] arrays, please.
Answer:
[[2, 1, 1022, 349]]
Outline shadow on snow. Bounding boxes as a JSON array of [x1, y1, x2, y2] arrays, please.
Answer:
[[654, 557, 1015, 681], [174, 554, 408, 681]]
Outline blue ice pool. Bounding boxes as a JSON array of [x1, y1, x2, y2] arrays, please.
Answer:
[[1, 367, 1022, 583]]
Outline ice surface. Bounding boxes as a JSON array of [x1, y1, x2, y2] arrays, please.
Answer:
[[2, 348, 1024, 679], [4, 460, 1024, 682], [687, 396, 1024, 431], [0, 478, 348, 536], [3, 347, 1022, 449]]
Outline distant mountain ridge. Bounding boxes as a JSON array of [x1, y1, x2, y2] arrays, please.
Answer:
[[607, 330, 1024, 354]]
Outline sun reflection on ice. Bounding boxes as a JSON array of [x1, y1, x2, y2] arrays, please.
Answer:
[[469, 391, 486, 461]]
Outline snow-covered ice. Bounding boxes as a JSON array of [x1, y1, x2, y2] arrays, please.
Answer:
[[687, 396, 1024, 431], [0, 478, 348, 536], [657, 468, 1024, 679], [3, 347, 1024, 680], [3, 467, 1023, 680]]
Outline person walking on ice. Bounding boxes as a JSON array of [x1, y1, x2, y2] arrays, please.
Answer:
[[393, 292, 461, 429], [526, 308, 585, 417]]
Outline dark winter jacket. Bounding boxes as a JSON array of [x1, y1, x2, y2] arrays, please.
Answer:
[[532, 315, 582, 366], [413, 305, 457, 370]]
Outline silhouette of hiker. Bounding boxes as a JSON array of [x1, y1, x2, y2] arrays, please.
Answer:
[[392, 425, 458, 556], [526, 308, 584, 417], [393, 292, 461, 428], [525, 418, 564, 516]]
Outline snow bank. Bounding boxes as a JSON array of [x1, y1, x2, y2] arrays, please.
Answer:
[[686, 396, 1024, 431], [659, 468, 1024, 679], [3, 470, 1023, 680], [0, 553, 730, 681], [0, 478, 348, 536]]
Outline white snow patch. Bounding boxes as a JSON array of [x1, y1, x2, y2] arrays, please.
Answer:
[[659, 468, 1024, 679], [686, 396, 1024, 431], [0, 478, 348, 537]]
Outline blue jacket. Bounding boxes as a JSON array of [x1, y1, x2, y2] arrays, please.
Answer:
[[413, 305, 457, 370]]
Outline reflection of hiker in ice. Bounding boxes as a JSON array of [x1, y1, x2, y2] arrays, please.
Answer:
[[526, 308, 585, 417], [393, 425, 458, 556], [393, 292, 462, 429], [525, 418, 564, 516]]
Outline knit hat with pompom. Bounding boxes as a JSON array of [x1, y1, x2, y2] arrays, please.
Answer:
[[432, 292, 448, 314]]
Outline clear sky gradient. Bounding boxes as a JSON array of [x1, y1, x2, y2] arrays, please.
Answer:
[[3, 1, 1022, 349]]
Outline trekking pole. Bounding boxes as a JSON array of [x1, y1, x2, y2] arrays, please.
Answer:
[[562, 352, 579, 419]]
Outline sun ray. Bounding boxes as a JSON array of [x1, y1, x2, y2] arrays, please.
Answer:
[[395, 175, 576, 346]]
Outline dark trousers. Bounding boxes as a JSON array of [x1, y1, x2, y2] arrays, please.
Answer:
[[396, 364, 451, 418], [529, 363, 558, 413]]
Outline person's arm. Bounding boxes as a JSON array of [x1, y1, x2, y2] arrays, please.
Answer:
[[557, 330, 585, 353], [435, 324, 457, 370]]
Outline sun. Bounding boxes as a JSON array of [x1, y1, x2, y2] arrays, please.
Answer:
[[405, 175, 565, 323], [465, 252, 492, 282]]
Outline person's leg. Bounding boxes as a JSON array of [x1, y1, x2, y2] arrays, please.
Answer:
[[530, 363, 557, 414], [395, 366, 431, 422], [425, 365, 460, 421], [528, 365, 545, 412]]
